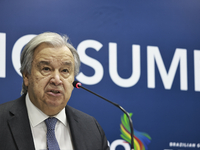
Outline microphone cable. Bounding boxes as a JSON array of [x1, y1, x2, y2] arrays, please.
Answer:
[[73, 81, 134, 150]]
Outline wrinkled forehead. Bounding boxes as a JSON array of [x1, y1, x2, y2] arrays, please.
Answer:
[[33, 43, 75, 65]]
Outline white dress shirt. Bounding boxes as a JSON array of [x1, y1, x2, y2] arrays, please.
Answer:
[[25, 94, 74, 150]]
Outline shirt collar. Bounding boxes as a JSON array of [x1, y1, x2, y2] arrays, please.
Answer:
[[25, 93, 67, 127]]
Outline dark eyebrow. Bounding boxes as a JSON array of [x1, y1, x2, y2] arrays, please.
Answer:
[[37, 61, 72, 67], [37, 61, 50, 66], [62, 61, 72, 66]]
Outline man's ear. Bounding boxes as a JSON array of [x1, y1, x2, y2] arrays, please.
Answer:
[[23, 73, 29, 86]]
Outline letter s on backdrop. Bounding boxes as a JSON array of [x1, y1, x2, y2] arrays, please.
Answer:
[[76, 40, 104, 85]]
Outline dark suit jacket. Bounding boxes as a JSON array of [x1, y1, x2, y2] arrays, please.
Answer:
[[0, 94, 110, 150]]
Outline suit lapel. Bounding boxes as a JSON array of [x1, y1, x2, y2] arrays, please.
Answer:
[[66, 106, 88, 150], [8, 95, 35, 150]]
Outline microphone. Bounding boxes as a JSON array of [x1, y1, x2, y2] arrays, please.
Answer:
[[73, 81, 134, 150]]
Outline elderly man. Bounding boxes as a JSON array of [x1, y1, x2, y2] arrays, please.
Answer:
[[0, 32, 110, 150]]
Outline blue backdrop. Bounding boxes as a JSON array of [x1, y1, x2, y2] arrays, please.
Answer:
[[0, 0, 200, 149]]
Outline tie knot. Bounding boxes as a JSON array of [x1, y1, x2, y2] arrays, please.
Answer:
[[45, 117, 58, 130]]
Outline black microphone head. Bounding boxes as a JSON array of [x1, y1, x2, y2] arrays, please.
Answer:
[[73, 81, 82, 89]]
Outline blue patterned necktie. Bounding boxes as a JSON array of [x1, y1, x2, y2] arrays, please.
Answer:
[[45, 117, 60, 150]]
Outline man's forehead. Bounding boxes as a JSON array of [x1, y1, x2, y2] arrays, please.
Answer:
[[33, 44, 74, 63]]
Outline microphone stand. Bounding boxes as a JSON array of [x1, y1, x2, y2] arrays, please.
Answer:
[[73, 81, 134, 150]]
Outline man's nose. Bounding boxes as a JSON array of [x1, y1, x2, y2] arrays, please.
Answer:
[[50, 71, 62, 86]]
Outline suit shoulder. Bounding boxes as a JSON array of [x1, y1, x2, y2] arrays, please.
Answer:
[[66, 105, 95, 120], [0, 95, 25, 116]]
